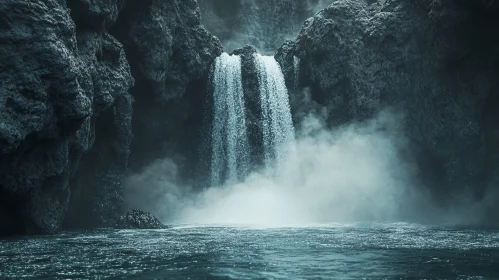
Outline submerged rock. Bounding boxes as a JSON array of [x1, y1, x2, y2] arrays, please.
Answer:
[[114, 210, 167, 230]]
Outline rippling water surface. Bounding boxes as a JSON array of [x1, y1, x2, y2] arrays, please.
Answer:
[[1, 223, 499, 279]]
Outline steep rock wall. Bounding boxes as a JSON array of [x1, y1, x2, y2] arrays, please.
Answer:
[[0, 0, 220, 235], [111, 0, 222, 185], [277, 0, 499, 205], [0, 0, 133, 235]]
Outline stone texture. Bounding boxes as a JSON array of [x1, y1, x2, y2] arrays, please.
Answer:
[[0, 0, 133, 235], [0, 0, 223, 235], [277, 0, 499, 201], [231, 46, 265, 170], [114, 209, 167, 230], [111, 0, 222, 183]]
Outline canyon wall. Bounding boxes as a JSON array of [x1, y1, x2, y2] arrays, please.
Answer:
[[277, 0, 499, 213], [1, 0, 498, 235], [0, 0, 220, 235]]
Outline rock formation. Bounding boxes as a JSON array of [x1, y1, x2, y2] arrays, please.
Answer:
[[1, 0, 499, 235], [114, 209, 167, 229], [0, 0, 133, 235], [277, 0, 499, 205], [111, 0, 222, 183], [0, 0, 220, 236]]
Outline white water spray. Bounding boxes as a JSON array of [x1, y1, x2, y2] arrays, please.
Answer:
[[211, 53, 249, 186], [254, 54, 295, 167]]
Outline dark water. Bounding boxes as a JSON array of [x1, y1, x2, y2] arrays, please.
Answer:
[[1, 223, 499, 279]]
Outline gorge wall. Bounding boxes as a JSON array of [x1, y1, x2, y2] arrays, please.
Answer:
[[276, 0, 499, 213], [1, 0, 498, 235], [0, 0, 220, 236]]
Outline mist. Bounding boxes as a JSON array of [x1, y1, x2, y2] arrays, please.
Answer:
[[124, 110, 463, 226], [198, 0, 333, 54]]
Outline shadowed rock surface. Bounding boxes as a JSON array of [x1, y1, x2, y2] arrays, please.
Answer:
[[276, 0, 499, 208], [0, 0, 133, 236], [0, 0, 220, 236], [1, 0, 499, 236], [111, 0, 222, 184], [114, 209, 167, 229]]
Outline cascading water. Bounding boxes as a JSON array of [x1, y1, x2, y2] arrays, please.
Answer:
[[210, 53, 249, 186], [293, 56, 300, 90], [254, 54, 295, 167]]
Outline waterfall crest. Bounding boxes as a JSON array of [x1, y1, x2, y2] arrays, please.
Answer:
[[211, 53, 249, 186], [254, 54, 295, 167]]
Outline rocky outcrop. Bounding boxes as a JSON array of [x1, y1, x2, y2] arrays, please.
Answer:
[[230, 46, 265, 170], [0, 0, 133, 235], [114, 209, 167, 229], [0, 0, 220, 235], [277, 0, 499, 203], [198, 0, 331, 54], [63, 0, 135, 230], [111, 0, 222, 183]]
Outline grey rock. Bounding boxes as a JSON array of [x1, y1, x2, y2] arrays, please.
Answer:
[[231, 45, 265, 170], [114, 209, 167, 230], [112, 0, 222, 183], [0, 0, 133, 235], [280, 0, 499, 201]]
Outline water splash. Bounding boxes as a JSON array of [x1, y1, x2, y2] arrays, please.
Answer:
[[254, 54, 296, 167], [211, 53, 249, 186]]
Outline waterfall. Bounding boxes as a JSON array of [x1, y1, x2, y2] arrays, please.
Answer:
[[254, 54, 295, 167], [210, 53, 249, 186], [293, 56, 300, 90]]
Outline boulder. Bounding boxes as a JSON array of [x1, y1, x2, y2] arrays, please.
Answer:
[[114, 209, 167, 230]]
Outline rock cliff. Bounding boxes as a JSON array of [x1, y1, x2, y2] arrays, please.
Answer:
[[0, 0, 220, 235], [277, 0, 499, 205]]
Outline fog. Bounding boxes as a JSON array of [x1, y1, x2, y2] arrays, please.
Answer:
[[124, 110, 489, 226], [198, 0, 333, 54]]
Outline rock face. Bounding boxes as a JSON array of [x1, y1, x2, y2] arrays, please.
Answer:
[[114, 209, 166, 229], [231, 46, 265, 170], [198, 0, 331, 54], [0, 0, 133, 235], [277, 0, 499, 202], [0, 0, 220, 236], [63, 0, 135, 230], [111, 0, 222, 184]]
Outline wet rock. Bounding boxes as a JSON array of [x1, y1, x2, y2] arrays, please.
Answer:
[[280, 0, 499, 199], [114, 210, 167, 230], [111, 0, 222, 182], [0, 0, 133, 235], [229, 45, 265, 169]]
